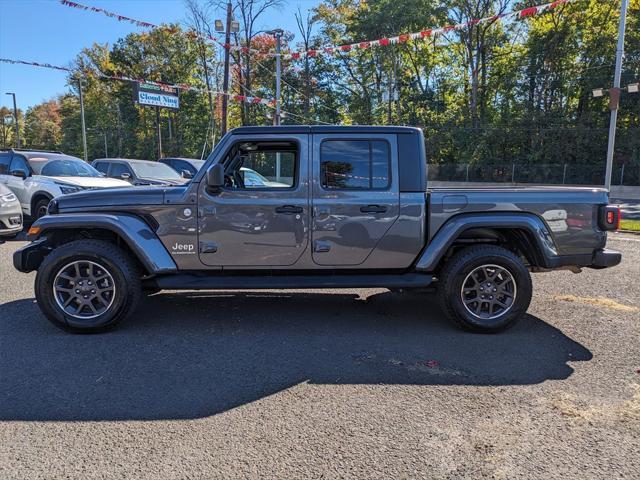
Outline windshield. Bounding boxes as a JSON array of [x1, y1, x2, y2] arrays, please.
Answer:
[[31, 158, 102, 177], [131, 161, 182, 180]]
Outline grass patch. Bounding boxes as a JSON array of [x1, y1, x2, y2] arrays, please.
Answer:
[[620, 219, 640, 231]]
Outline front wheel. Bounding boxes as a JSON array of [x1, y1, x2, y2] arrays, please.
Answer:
[[438, 245, 532, 333], [32, 198, 51, 221], [35, 240, 142, 333]]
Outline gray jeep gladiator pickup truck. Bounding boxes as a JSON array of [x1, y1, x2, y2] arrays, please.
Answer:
[[13, 126, 622, 333]]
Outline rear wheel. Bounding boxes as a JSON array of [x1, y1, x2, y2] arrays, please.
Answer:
[[438, 245, 532, 333], [35, 240, 141, 333]]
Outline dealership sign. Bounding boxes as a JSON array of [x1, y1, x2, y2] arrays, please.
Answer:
[[134, 82, 179, 109]]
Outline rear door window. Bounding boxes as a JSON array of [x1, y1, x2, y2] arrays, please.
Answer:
[[0, 152, 11, 174], [93, 162, 108, 174], [320, 140, 391, 190]]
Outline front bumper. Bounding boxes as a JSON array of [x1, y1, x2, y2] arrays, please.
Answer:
[[13, 237, 50, 272]]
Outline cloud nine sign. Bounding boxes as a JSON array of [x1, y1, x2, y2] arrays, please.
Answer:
[[134, 82, 180, 110]]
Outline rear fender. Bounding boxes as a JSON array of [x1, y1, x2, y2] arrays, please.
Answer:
[[415, 213, 558, 272]]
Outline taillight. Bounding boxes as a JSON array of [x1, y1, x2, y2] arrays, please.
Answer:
[[599, 205, 621, 231]]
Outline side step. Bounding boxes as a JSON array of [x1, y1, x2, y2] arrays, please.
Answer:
[[154, 272, 434, 290]]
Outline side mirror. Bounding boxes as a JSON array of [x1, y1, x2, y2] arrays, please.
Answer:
[[120, 172, 132, 180], [181, 170, 193, 179], [206, 164, 225, 189], [10, 170, 26, 179]]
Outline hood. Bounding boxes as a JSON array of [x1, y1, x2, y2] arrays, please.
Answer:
[[37, 175, 132, 188], [54, 185, 182, 212]]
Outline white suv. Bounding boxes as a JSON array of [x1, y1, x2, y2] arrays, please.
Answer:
[[0, 149, 131, 220]]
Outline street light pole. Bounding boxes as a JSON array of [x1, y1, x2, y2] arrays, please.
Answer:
[[267, 29, 284, 126], [5, 92, 20, 148], [604, 0, 629, 190], [221, 2, 233, 136], [77, 80, 88, 162], [274, 29, 283, 126]]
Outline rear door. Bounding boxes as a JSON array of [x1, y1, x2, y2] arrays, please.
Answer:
[[311, 133, 400, 266]]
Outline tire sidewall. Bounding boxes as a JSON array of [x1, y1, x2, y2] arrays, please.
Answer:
[[36, 247, 131, 331], [448, 252, 531, 332], [33, 198, 51, 220]]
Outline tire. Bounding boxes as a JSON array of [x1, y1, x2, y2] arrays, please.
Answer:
[[437, 245, 532, 333], [35, 240, 142, 333], [32, 197, 51, 221]]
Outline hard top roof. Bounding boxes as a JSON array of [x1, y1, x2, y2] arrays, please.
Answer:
[[229, 125, 422, 135]]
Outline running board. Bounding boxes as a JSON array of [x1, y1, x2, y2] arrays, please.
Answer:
[[154, 272, 434, 290]]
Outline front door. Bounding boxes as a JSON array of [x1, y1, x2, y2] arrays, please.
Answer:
[[311, 133, 400, 266], [198, 134, 309, 267]]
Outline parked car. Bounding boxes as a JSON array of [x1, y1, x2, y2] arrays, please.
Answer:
[[160, 157, 289, 187], [158, 157, 205, 179], [0, 149, 131, 220], [0, 183, 22, 238], [14, 126, 621, 334], [92, 158, 190, 186]]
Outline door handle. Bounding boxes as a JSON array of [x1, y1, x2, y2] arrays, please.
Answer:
[[275, 205, 303, 214], [360, 205, 388, 214]]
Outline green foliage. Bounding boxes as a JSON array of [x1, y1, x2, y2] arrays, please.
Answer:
[[15, 0, 640, 181]]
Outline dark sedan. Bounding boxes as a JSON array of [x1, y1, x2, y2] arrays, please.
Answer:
[[92, 158, 189, 186]]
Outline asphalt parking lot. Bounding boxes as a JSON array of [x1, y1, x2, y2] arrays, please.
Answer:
[[0, 235, 638, 479]]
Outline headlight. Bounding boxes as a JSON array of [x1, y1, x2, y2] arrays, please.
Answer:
[[58, 185, 84, 195], [0, 193, 17, 203]]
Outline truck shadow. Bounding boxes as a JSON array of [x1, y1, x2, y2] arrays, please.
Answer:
[[0, 291, 592, 421]]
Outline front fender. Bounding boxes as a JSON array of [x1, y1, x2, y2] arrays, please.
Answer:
[[414, 212, 558, 272], [15, 213, 177, 274]]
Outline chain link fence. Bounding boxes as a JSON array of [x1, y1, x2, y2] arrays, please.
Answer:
[[427, 163, 640, 186]]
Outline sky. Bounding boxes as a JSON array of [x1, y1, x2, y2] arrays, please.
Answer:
[[0, 0, 318, 111]]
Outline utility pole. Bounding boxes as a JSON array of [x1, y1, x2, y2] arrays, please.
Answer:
[[220, 2, 233, 135], [269, 29, 284, 126], [604, 0, 629, 190], [103, 131, 108, 157], [156, 106, 163, 159], [77, 80, 88, 162], [5, 92, 20, 148]]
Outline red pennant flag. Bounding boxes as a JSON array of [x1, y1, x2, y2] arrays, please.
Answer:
[[359, 42, 370, 49], [379, 38, 390, 46], [307, 50, 317, 57], [291, 52, 301, 60], [340, 45, 351, 52], [520, 7, 538, 18], [420, 30, 432, 38], [398, 34, 410, 43], [324, 47, 334, 54]]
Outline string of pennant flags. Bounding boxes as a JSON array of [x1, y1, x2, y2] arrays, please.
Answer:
[[59, 0, 263, 55], [284, 0, 574, 59], [0, 57, 277, 107], [59, 0, 574, 60]]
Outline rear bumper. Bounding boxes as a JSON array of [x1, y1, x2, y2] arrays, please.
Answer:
[[591, 248, 622, 269], [0, 203, 23, 237], [545, 248, 622, 270]]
